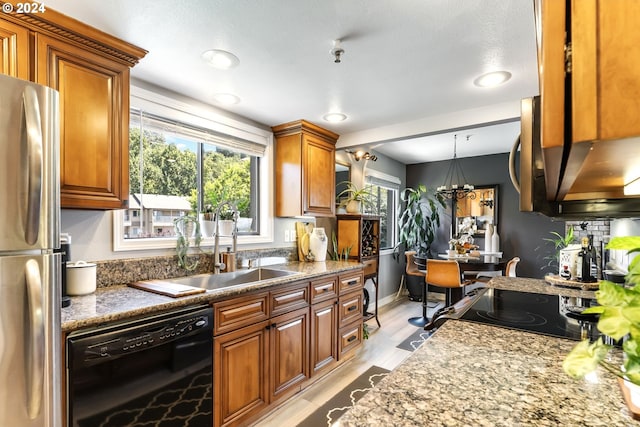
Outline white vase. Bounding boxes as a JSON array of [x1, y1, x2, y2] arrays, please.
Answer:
[[218, 220, 234, 236], [491, 227, 500, 253], [309, 227, 328, 262], [485, 224, 494, 253]]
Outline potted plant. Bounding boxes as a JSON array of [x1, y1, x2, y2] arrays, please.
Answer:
[[563, 236, 640, 401], [217, 204, 237, 236], [336, 181, 374, 213], [394, 185, 445, 262], [199, 204, 215, 237], [393, 185, 445, 300]]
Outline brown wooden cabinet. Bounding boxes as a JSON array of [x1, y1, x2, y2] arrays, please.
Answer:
[[537, 0, 640, 201], [337, 214, 381, 326], [0, 9, 146, 209], [213, 282, 310, 426], [0, 20, 29, 79], [212, 269, 363, 426], [309, 276, 339, 377], [272, 120, 338, 217]]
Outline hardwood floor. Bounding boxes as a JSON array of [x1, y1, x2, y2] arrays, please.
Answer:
[[254, 296, 441, 426]]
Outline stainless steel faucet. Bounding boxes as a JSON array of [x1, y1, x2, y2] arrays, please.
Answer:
[[213, 201, 238, 274]]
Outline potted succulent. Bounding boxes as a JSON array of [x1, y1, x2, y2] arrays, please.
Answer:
[[217, 204, 237, 236], [336, 181, 374, 213], [199, 204, 216, 237], [563, 236, 640, 400]]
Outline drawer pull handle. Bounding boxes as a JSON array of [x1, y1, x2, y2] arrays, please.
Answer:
[[347, 335, 357, 342], [347, 305, 357, 312], [346, 279, 358, 286], [322, 288, 328, 292]]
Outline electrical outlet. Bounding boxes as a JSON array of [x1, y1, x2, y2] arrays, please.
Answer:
[[284, 230, 290, 242], [291, 229, 297, 241]]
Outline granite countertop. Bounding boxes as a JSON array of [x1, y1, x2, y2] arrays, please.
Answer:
[[340, 277, 639, 426], [487, 276, 597, 299], [61, 260, 361, 332]]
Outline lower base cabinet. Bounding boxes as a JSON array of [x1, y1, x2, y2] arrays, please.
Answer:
[[214, 320, 270, 427], [213, 269, 363, 426]]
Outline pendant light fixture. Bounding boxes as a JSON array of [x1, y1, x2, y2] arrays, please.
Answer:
[[436, 134, 475, 199]]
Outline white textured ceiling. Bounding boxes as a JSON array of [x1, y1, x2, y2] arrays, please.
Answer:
[[44, 0, 539, 163]]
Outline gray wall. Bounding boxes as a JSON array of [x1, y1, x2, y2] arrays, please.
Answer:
[[406, 152, 565, 278]]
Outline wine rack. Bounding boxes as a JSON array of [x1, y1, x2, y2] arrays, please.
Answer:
[[336, 214, 380, 327]]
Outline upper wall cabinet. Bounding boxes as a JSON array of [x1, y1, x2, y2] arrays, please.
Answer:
[[1, 9, 146, 209], [538, 0, 640, 201], [272, 120, 338, 217]]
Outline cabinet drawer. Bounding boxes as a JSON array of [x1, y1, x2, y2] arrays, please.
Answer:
[[338, 320, 362, 360], [270, 281, 309, 316], [338, 270, 364, 295], [213, 292, 269, 335], [338, 290, 363, 328], [363, 259, 377, 277], [310, 276, 338, 303]]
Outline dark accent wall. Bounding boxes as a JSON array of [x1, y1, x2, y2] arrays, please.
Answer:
[[406, 152, 565, 278]]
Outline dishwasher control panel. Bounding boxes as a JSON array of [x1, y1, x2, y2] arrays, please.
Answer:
[[67, 306, 213, 367]]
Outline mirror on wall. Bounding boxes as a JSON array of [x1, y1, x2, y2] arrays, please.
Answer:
[[454, 184, 498, 237], [335, 161, 351, 212]]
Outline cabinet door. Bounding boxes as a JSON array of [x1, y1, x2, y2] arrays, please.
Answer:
[[270, 306, 309, 403], [0, 20, 29, 79], [310, 298, 338, 377], [303, 133, 335, 216], [35, 33, 130, 209], [572, 0, 640, 142], [215, 321, 270, 427]]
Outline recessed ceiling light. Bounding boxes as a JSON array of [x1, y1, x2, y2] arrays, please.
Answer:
[[323, 112, 347, 122], [213, 93, 241, 105], [473, 71, 512, 87], [201, 49, 239, 69]]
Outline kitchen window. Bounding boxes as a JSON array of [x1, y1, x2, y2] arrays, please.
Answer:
[[114, 85, 273, 251], [363, 171, 400, 251]]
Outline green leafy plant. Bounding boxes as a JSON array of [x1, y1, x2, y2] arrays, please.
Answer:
[[394, 184, 445, 259], [173, 216, 202, 271], [336, 181, 375, 212], [563, 236, 640, 384], [329, 231, 352, 261], [539, 225, 575, 273]]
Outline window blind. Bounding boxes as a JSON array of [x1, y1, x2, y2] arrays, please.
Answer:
[[131, 109, 266, 157]]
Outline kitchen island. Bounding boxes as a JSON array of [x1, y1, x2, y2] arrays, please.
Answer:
[[339, 277, 639, 426]]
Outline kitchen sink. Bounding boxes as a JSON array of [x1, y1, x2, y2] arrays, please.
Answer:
[[169, 267, 302, 291]]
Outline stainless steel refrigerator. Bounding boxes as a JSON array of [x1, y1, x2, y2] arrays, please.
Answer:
[[0, 73, 61, 427]]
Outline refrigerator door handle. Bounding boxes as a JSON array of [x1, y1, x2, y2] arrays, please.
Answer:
[[22, 86, 44, 246], [24, 259, 45, 420]]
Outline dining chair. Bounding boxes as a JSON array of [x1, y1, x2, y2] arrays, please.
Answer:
[[425, 259, 474, 307], [474, 256, 520, 283], [405, 251, 430, 327]]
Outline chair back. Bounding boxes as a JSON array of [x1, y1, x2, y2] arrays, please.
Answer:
[[405, 251, 425, 277], [505, 257, 520, 277], [426, 259, 464, 288]]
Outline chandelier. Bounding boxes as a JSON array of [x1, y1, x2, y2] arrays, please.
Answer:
[[436, 134, 475, 200]]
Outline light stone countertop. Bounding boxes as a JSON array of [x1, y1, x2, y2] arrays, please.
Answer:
[[339, 277, 639, 426], [61, 260, 361, 332]]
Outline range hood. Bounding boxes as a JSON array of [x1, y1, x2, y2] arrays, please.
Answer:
[[512, 97, 640, 219]]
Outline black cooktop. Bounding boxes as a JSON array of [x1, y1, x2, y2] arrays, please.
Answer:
[[458, 288, 598, 341]]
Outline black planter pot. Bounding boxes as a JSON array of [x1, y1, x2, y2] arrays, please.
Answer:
[[406, 254, 428, 301]]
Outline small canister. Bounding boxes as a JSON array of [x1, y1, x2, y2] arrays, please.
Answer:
[[66, 261, 97, 295], [222, 247, 236, 272]]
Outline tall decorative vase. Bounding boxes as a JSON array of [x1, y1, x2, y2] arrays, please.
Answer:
[[485, 224, 494, 253], [491, 227, 500, 253], [309, 227, 328, 262]]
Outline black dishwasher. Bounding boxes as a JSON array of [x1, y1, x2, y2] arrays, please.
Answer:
[[66, 305, 213, 427]]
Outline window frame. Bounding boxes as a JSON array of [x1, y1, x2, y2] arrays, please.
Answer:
[[364, 169, 400, 254], [113, 85, 274, 251]]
